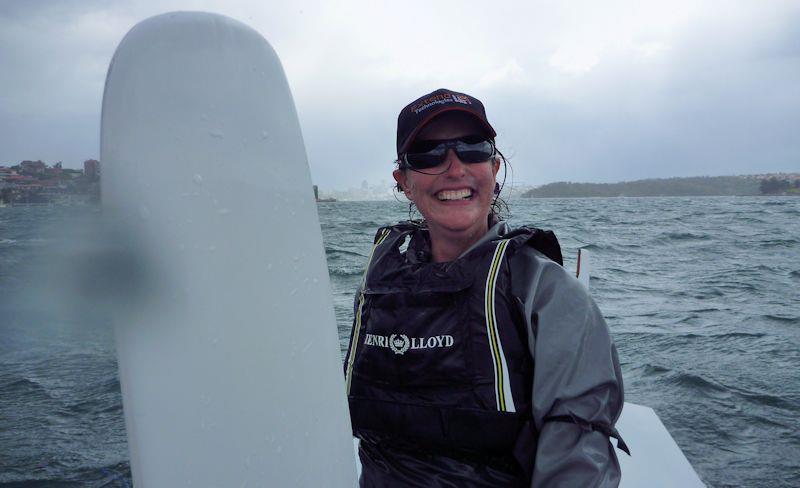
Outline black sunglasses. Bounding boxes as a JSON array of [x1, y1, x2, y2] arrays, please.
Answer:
[[401, 136, 495, 173]]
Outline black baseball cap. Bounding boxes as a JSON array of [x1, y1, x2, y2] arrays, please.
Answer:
[[396, 88, 496, 156]]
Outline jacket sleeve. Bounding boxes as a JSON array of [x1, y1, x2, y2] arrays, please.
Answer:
[[510, 247, 625, 487]]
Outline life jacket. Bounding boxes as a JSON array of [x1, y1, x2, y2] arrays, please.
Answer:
[[344, 222, 563, 479]]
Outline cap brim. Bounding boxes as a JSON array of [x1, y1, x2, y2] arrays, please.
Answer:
[[398, 107, 497, 155]]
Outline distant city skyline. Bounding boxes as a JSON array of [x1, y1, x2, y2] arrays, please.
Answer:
[[1, 1, 798, 188]]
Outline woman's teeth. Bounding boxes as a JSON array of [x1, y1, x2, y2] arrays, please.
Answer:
[[436, 189, 473, 201]]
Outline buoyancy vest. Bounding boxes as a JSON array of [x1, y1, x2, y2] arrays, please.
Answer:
[[344, 222, 564, 478]]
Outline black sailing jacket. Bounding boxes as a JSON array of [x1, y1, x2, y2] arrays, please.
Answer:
[[344, 220, 625, 487]]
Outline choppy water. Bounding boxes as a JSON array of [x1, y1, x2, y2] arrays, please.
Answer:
[[1, 197, 799, 487]]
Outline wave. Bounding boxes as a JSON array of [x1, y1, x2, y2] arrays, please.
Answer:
[[641, 363, 671, 376], [662, 232, 711, 241], [688, 287, 725, 298], [325, 247, 366, 258], [672, 281, 759, 297], [713, 282, 759, 292], [0, 461, 132, 487], [687, 307, 722, 313], [605, 267, 647, 276], [92, 462, 132, 487], [730, 216, 769, 224], [759, 239, 799, 248], [616, 331, 767, 343], [663, 371, 797, 410], [627, 311, 661, 318], [681, 331, 767, 340], [727, 385, 798, 410], [609, 242, 646, 250], [63, 397, 123, 416], [0, 478, 82, 487], [0, 377, 55, 400], [668, 371, 729, 394], [328, 267, 362, 277], [99, 375, 123, 393], [762, 314, 799, 324]]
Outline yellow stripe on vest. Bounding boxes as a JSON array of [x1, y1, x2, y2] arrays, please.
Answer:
[[345, 228, 391, 394], [484, 239, 516, 412]]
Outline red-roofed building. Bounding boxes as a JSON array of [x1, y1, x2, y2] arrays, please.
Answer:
[[3, 174, 34, 184], [20, 160, 46, 176]]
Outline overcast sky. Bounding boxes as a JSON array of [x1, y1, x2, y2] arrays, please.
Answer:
[[1, 0, 798, 189]]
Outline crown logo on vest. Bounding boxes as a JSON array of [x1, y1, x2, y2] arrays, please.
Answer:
[[389, 334, 410, 355]]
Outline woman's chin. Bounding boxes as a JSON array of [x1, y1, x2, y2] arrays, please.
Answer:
[[425, 207, 487, 237]]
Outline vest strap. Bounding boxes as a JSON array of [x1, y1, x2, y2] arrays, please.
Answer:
[[544, 414, 631, 455], [345, 227, 392, 394], [484, 239, 516, 412]]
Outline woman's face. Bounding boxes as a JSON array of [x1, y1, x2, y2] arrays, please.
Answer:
[[394, 113, 500, 242]]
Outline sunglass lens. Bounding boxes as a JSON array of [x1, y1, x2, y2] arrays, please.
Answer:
[[455, 140, 494, 163], [405, 141, 447, 169], [405, 151, 444, 169]]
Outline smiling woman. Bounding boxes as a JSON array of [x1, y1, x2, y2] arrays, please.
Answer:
[[343, 89, 628, 487], [393, 109, 500, 262]]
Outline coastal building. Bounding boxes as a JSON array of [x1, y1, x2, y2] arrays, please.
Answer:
[[84, 159, 100, 181], [1, 160, 100, 205], [20, 160, 46, 176]]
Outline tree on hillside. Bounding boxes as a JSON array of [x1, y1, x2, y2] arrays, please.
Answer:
[[760, 177, 792, 195]]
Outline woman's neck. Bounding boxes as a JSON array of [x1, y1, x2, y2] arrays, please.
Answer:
[[428, 224, 488, 263]]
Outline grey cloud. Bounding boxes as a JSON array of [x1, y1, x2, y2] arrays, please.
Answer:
[[1, 1, 798, 183], [477, 8, 800, 186], [0, 1, 132, 167]]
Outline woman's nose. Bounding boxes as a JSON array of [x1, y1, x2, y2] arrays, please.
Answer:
[[443, 149, 467, 175]]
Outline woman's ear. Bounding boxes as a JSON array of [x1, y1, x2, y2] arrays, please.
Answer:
[[393, 169, 409, 195]]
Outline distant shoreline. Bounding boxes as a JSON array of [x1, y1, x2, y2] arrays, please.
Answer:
[[522, 174, 800, 198]]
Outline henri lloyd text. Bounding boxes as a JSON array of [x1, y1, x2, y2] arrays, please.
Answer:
[[364, 333, 454, 355]]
